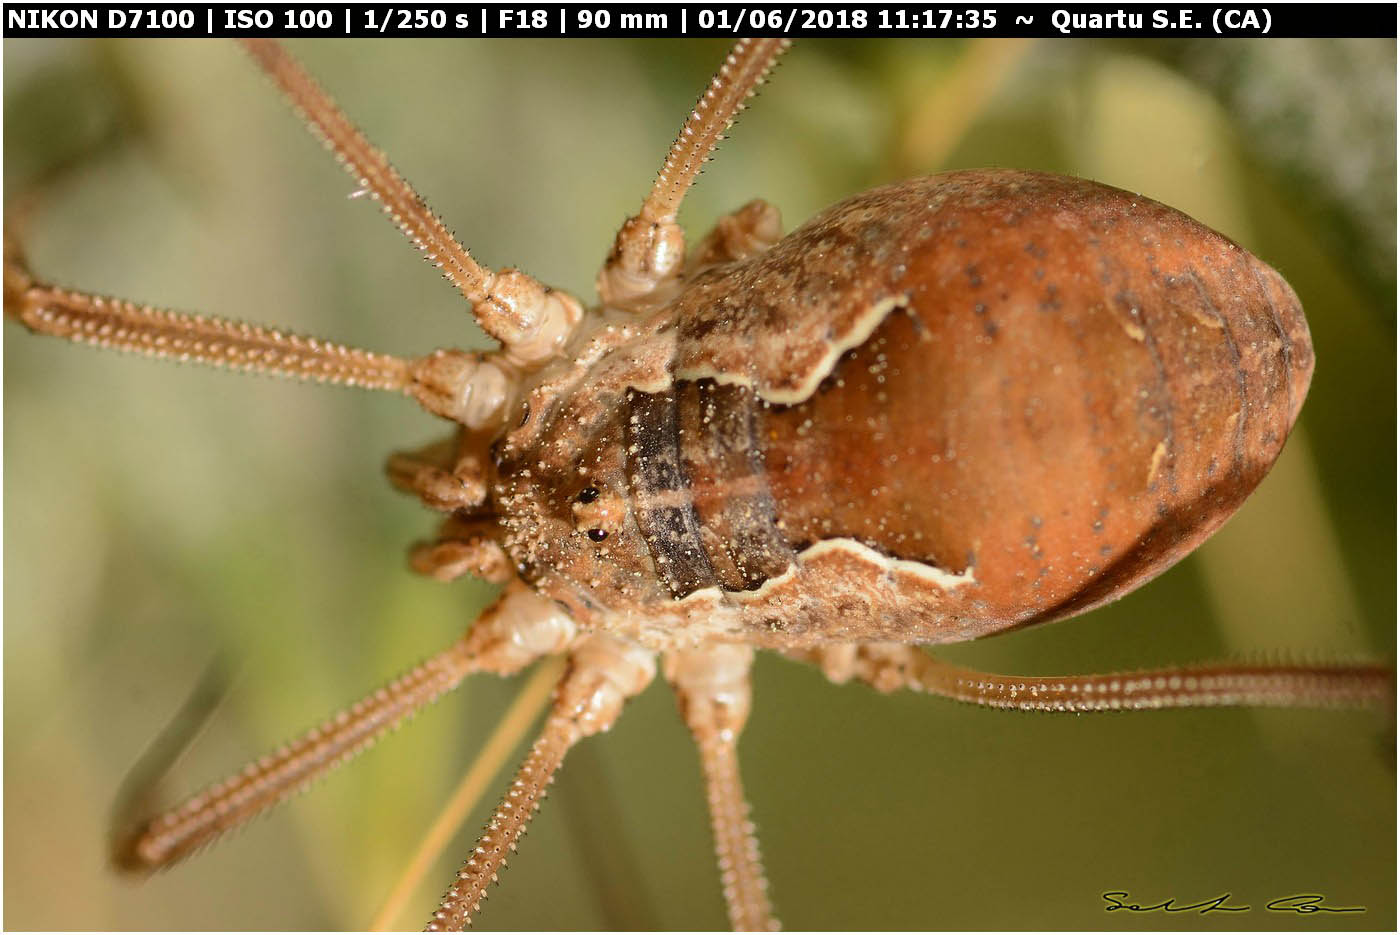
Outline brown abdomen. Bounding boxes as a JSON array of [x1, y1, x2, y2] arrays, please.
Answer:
[[632, 170, 1313, 641], [753, 171, 1312, 631]]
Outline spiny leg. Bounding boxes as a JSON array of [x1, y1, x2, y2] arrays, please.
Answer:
[[370, 658, 564, 932], [236, 39, 483, 308], [5, 232, 413, 389], [114, 584, 578, 872], [667, 645, 777, 932], [426, 634, 656, 931], [798, 643, 1393, 712], [240, 39, 581, 367], [9, 38, 587, 432], [598, 38, 790, 311], [5, 232, 513, 430]]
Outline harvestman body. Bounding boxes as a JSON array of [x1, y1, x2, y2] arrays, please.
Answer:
[[5, 39, 1390, 930]]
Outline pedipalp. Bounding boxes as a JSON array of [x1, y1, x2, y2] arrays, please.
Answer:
[[409, 515, 515, 584], [386, 433, 492, 514]]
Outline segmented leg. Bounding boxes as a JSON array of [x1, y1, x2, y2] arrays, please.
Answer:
[[114, 584, 578, 872], [240, 40, 582, 368], [238, 39, 487, 308], [598, 39, 791, 310], [667, 645, 777, 932], [799, 643, 1393, 712], [370, 658, 564, 932], [426, 634, 656, 931], [4, 233, 413, 389], [9, 42, 584, 420], [4, 232, 513, 430]]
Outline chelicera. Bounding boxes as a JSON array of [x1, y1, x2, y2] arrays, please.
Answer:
[[4, 38, 1391, 930]]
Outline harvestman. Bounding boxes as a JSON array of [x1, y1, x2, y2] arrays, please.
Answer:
[[5, 38, 1391, 930]]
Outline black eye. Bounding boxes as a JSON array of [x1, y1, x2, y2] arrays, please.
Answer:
[[577, 486, 600, 504], [586, 528, 608, 542]]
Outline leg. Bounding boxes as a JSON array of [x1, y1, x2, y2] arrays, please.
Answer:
[[114, 583, 577, 872], [426, 634, 656, 931], [8, 40, 585, 431], [4, 230, 413, 389], [5, 229, 520, 432], [368, 658, 564, 932], [597, 39, 791, 311], [667, 645, 778, 932], [240, 40, 582, 368], [796, 642, 1393, 712]]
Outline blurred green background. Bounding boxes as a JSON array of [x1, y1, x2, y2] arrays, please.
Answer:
[[4, 38, 1394, 931]]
